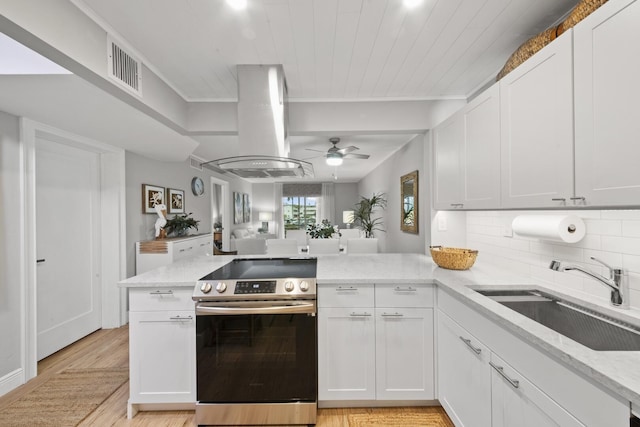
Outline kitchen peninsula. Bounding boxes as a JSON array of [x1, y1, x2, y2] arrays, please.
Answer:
[[120, 253, 640, 426]]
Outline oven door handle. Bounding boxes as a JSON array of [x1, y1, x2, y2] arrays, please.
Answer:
[[196, 302, 316, 316]]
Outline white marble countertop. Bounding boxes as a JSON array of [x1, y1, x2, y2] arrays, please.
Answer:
[[118, 253, 640, 408]]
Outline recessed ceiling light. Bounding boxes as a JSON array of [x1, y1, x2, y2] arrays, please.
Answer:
[[403, 0, 423, 9], [226, 0, 247, 11]]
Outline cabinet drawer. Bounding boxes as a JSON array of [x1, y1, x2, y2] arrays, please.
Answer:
[[195, 238, 212, 256], [173, 240, 199, 261], [375, 284, 433, 308], [129, 287, 194, 311], [318, 284, 374, 308]]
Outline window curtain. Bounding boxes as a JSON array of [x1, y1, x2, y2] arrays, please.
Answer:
[[318, 183, 335, 224], [274, 183, 284, 238]]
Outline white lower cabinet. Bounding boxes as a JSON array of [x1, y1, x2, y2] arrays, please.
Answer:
[[129, 311, 196, 403], [437, 310, 491, 427], [490, 353, 584, 427], [375, 308, 434, 400], [437, 289, 629, 427], [318, 283, 435, 404], [127, 287, 196, 417], [318, 307, 376, 400]]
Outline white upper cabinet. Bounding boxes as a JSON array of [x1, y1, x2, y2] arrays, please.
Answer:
[[500, 30, 575, 208], [574, 0, 640, 206], [433, 83, 501, 210], [433, 112, 464, 210]]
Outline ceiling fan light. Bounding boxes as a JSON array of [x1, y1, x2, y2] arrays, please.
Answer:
[[403, 0, 423, 9], [226, 0, 247, 10], [326, 154, 343, 166]]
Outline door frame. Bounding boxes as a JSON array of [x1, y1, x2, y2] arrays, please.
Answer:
[[20, 118, 126, 381], [210, 176, 230, 250]]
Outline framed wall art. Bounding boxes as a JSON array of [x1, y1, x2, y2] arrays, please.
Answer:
[[142, 184, 165, 214], [243, 193, 251, 223], [167, 188, 185, 214], [234, 192, 243, 224]]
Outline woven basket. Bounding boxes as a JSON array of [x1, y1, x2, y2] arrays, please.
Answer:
[[496, 27, 558, 80], [557, 0, 608, 36], [430, 246, 478, 270]]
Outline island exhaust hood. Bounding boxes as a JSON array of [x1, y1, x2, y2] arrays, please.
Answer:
[[203, 65, 313, 179]]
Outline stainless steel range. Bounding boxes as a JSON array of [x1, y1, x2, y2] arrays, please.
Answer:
[[193, 257, 317, 426]]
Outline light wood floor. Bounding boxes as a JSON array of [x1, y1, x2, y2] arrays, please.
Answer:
[[0, 325, 446, 426]]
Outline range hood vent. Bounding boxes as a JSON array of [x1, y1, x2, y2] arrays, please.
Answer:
[[205, 156, 313, 179], [204, 64, 313, 179]]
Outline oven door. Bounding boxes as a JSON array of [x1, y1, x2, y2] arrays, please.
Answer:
[[195, 300, 317, 404]]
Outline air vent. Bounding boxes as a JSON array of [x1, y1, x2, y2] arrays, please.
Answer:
[[107, 36, 142, 96], [189, 155, 204, 171]]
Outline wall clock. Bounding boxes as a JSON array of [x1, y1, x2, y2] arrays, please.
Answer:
[[191, 176, 205, 197]]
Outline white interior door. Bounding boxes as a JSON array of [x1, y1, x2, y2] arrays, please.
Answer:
[[35, 138, 102, 360]]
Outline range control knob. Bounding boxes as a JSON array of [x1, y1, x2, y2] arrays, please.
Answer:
[[299, 280, 310, 292], [215, 282, 227, 293], [284, 281, 295, 292], [200, 282, 212, 294]]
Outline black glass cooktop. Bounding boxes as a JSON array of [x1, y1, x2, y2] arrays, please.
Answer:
[[200, 257, 317, 281]]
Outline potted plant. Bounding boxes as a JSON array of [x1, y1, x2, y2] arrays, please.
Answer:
[[164, 212, 200, 237], [353, 192, 387, 238], [307, 219, 341, 239]]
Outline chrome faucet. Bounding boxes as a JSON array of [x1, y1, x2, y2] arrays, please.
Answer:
[[549, 257, 629, 309]]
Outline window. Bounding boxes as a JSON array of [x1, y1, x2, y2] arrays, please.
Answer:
[[283, 196, 317, 230]]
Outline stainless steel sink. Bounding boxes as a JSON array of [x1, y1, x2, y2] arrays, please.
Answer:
[[475, 289, 640, 351]]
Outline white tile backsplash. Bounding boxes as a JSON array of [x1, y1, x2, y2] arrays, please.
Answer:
[[460, 210, 640, 310]]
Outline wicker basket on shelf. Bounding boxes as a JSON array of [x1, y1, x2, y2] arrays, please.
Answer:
[[557, 0, 608, 36], [496, 27, 558, 80], [430, 246, 478, 270]]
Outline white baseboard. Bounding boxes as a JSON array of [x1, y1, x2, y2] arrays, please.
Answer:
[[0, 368, 25, 397]]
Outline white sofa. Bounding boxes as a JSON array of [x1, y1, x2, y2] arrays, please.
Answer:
[[229, 228, 276, 251]]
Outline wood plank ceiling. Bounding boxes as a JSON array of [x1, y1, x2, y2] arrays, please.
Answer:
[[78, 0, 578, 102]]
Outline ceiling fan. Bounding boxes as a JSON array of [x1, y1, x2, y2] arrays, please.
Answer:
[[305, 137, 371, 166]]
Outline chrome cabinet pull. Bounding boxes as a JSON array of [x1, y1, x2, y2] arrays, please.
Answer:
[[459, 336, 482, 354], [551, 198, 566, 202], [381, 312, 404, 317], [179, 246, 194, 252], [149, 290, 174, 295], [336, 286, 358, 291], [450, 203, 464, 208], [489, 362, 520, 389], [169, 315, 193, 321], [349, 312, 372, 317], [394, 286, 416, 292], [570, 196, 586, 201]]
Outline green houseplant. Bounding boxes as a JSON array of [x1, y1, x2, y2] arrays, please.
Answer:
[[307, 219, 340, 239], [164, 212, 200, 237], [353, 192, 387, 238]]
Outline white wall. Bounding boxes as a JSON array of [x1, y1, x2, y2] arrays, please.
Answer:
[[124, 152, 250, 277], [358, 134, 430, 254], [334, 183, 359, 228], [0, 111, 23, 390], [435, 209, 640, 311]]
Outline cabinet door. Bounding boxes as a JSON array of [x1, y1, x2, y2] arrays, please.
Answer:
[[574, 0, 640, 206], [318, 307, 376, 401], [375, 308, 434, 400], [491, 353, 585, 427], [462, 83, 501, 208], [500, 31, 574, 208], [129, 311, 196, 403], [433, 112, 465, 210], [437, 310, 491, 427]]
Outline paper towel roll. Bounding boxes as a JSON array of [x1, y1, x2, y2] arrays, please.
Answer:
[[511, 215, 586, 243]]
